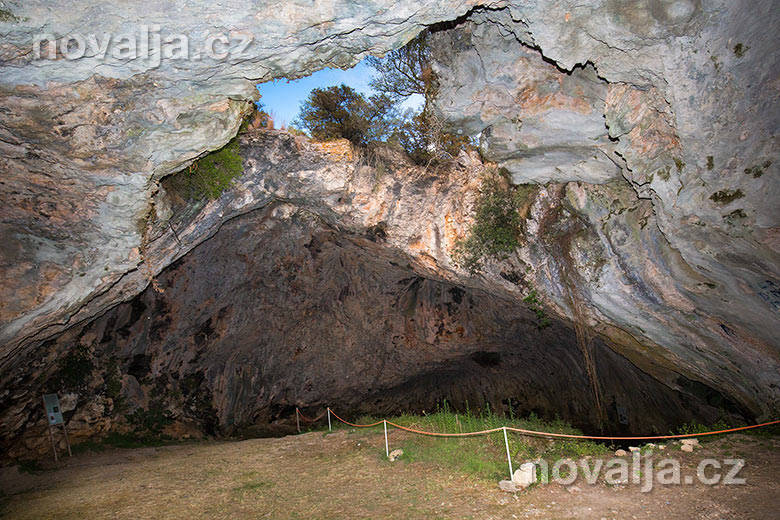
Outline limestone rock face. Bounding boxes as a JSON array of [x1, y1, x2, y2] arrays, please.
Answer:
[[0, 0, 779, 453], [0, 133, 741, 458], [429, 3, 780, 417], [0, 0, 479, 357], [430, 10, 621, 184]]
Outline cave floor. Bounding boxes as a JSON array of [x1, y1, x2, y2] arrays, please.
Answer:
[[1, 431, 778, 519]]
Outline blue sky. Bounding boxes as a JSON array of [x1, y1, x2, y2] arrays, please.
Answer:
[[256, 58, 423, 127]]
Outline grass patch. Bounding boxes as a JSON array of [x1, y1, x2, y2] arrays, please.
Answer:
[[232, 472, 274, 494], [72, 432, 178, 454], [168, 137, 244, 201], [340, 403, 609, 481]]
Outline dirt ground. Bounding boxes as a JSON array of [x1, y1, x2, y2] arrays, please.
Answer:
[[1, 431, 777, 519]]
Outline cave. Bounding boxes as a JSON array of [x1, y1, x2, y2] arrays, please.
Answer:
[[0, 1, 778, 517]]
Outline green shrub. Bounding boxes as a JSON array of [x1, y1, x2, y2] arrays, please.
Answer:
[[676, 420, 731, 441], [453, 176, 526, 274], [709, 189, 744, 205], [181, 137, 244, 200], [523, 290, 551, 329], [126, 404, 173, 435], [53, 345, 94, 390]]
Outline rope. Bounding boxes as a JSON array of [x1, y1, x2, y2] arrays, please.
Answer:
[[504, 420, 780, 441], [296, 408, 327, 423], [387, 421, 503, 437], [327, 409, 385, 428], [325, 409, 780, 441]]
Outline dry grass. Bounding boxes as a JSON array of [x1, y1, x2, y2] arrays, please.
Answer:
[[1, 431, 778, 519], [310, 139, 354, 162]]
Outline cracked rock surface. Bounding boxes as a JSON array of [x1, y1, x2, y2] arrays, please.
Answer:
[[0, 0, 778, 453], [0, 131, 745, 458]]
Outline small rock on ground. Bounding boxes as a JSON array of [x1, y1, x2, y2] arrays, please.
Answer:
[[388, 449, 403, 461]]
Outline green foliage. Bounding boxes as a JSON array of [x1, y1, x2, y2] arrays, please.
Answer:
[[453, 176, 525, 274], [733, 43, 749, 58], [182, 137, 244, 200], [522, 290, 551, 329], [366, 30, 433, 102], [294, 84, 397, 145], [285, 125, 307, 137], [342, 402, 608, 481], [391, 108, 471, 165], [126, 404, 173, 435], [744, 160, 771, 178], [673, 157, 685, 173], [72, 432, 177, 454], [53, 345, 94, 390], [723, 208, 747, 222], [367, 30, 471, 165], [709, 188, 744, 205], [677, 420, 729, 435], [676, 420, 731, 442], [710, 55, 721, 71], [0, 8, 20, 23]]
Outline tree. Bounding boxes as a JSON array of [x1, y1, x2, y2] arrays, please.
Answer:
[[368, 30, 470, 164], [293, 84, 397, 145], [366, 31, 434, 101], [392, 108, 472, 165]]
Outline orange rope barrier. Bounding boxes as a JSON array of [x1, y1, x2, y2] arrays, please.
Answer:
[[504, 420, 780, 441], [297, 409, 327, 423], [325, 409, 780, 441], [327, 409, 385, 428], [387, 421, 503, 437]]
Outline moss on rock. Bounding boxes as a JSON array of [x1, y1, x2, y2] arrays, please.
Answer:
[[709, 189, 744, 205]]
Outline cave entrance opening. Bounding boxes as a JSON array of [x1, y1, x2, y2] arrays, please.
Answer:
[[247, 30, 475, 167], [255, 57, 423, 132]]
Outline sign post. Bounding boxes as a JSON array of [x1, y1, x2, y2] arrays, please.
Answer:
[[42, 394, 71, 461]]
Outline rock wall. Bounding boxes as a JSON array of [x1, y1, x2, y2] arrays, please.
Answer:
[[428, 4, 780, 417], [0, 0, 778, 455], [0, 0, 481, 358], [0, 132, 745, 458]]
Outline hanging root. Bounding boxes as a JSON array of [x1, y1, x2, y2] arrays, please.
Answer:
[[562, 268, 604, 430], [139, 200, 164, 294], [541, 186, 604, 429]]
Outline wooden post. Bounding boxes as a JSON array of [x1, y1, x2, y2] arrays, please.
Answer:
[[48, 424, 58, 462], [62, 424, 72, 457], [295, 408, 301, 433]]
